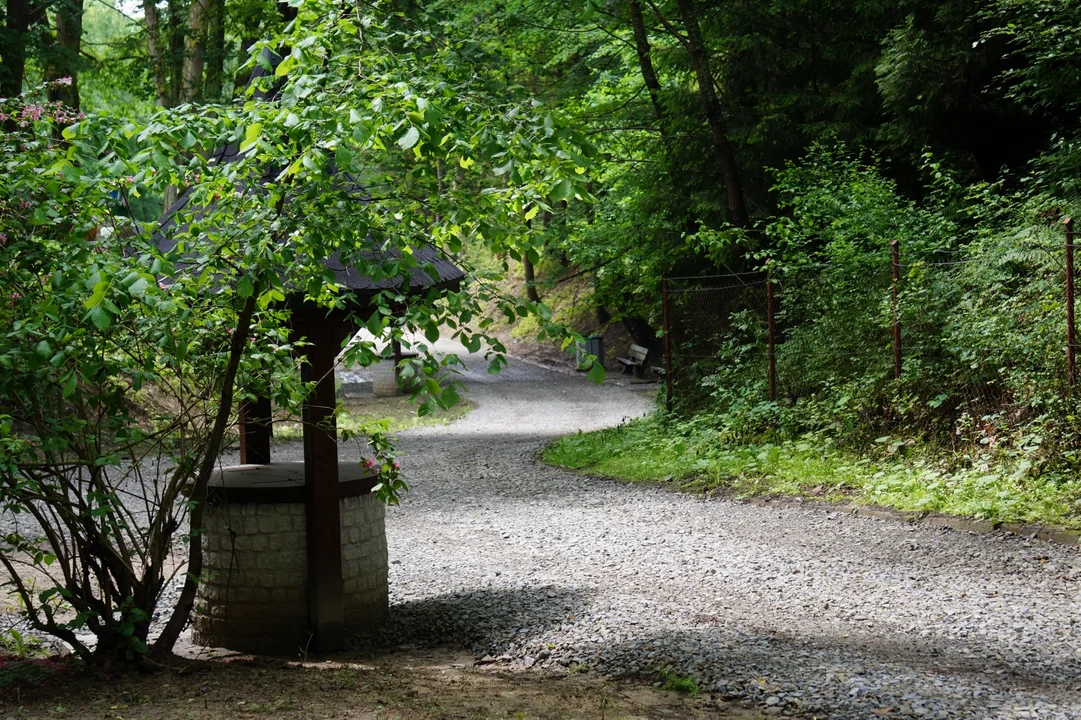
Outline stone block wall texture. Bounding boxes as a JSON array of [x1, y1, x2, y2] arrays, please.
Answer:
[[192, 494, 388, 654]]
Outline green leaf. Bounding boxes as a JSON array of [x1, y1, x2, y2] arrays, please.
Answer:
[[84, 280, 109, 309], [418, 395, 439, 417], [587, 360, 606, 385], [335, 145, 352, 169], [550, 178, 572, 202], [89, 306, 113, 330], [366, 312, 385, 337], [397, 126, 420, 150], [237, 274, 255, 299], [424, 377, 442, 397], [275, 55, 297, 77], [128, 278, 149, 296], [424, 322, 440, 343], [240, 123, 263, 151]]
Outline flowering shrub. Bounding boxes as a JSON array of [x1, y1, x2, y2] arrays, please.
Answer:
[[349, 424, 406, 505]]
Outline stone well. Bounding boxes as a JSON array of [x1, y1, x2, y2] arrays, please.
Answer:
[[193, 462, 388, 654]]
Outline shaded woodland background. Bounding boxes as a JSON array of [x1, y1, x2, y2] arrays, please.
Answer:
[[5, 0, 1081, 514]]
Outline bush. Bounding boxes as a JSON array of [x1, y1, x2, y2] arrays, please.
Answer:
[[674, 144, 1079, 481]]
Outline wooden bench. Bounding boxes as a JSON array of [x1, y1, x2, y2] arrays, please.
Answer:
[[616, 344, 649, 375]]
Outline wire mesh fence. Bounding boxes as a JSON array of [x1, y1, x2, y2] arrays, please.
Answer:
[[664, 273, 770, 412], [662, 223, 1076, 445]]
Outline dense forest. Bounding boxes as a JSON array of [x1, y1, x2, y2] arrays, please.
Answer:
[[5, 0, 1081, 476]]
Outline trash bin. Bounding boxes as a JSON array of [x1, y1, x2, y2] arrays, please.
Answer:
[[577, 335, 604, 370]]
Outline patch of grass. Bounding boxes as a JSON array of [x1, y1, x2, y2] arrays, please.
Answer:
[[544, 415, 1081, 530], [274, 395, 474, 442], [659, 670, 700, 696]]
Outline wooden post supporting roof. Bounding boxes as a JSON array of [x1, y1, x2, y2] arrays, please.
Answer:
[[238, 397, 273, 465], [293, 316, 354, 652]]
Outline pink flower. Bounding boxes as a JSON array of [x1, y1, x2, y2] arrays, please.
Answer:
[[19, 104, 44, 122], [391, 460, 400, 470], [363, 458, 377, 471], [56, 77, 73, 86], [0, 233, 7, 245]]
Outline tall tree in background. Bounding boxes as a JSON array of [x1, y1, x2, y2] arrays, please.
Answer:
[[44, 0, 84, 108], [181, 0, 209, 102], [668, 0, 748, 227], [203, 0, 226, 100], [0, 0, 46, 97], [142, 0, 172, 106]]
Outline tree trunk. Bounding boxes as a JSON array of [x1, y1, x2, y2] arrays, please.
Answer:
[[166, 0, 184, 107], [1, 0, 46, 99], [594, 273, 611, 326], [142, 0, 170, 106], [151, 293, 258, 656], [181, 0, 210, 103], [628, 0, 667, 127], [45, 0, 84, 109], [203, 0, 226, 101], [671, 0, 749, 228], [628, 0, 698, 229], [524, 257, 540, 303]]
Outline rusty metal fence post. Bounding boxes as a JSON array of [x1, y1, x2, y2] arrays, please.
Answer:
[[766, 266, 776, 401], [662, 277, 673, 411], [1066, 218, 1076, 386], [891, 239, 902, 380]]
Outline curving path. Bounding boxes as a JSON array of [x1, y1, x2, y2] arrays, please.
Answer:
[[379, 346, 1081, 720]]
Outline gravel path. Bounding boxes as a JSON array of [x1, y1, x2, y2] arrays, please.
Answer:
[[374, 348, 1081, 720]]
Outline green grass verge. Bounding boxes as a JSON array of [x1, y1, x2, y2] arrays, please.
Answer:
[[274, 395, 474, 441], [544, 415, 1081, 530]]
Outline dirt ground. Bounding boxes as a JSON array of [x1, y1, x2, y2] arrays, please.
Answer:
[[5, 650, 766, 720]]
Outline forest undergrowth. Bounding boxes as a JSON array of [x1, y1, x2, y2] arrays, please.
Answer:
[[547, 146, 1081, 531]]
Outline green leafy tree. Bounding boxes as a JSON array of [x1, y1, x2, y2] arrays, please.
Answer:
[[0, 0, 595, 661]]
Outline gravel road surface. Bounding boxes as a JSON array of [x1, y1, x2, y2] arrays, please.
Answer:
[[373, 348, 1081, 720], [6, 344, 1079, 720]]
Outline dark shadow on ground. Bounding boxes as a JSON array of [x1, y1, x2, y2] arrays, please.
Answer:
[[351, 585, 592, 657], [346, 582, 1078, 718], [546, 623, 1079, 717]]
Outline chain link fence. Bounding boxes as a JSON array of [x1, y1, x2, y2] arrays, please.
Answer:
[[662, 225, 1075, 445]]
